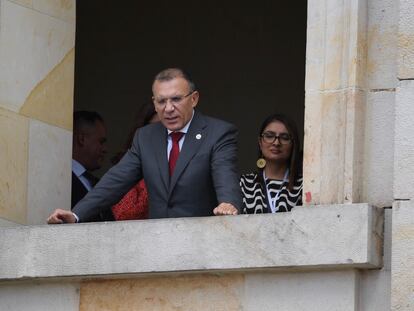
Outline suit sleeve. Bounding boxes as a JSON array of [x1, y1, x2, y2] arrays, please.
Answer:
[[72, 130, 143, 222], [210, 123, 242, 212]]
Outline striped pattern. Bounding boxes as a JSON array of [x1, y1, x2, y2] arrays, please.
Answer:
[[240, 173, 303, 214]]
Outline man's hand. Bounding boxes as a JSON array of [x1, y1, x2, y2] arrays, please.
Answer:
[[213, 202, 238, 216], [47, 209, 76, 224]]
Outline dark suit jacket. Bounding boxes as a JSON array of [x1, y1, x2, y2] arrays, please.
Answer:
[[72, 111, 242, 221], [71, 172, 114, 221], [71, 172, 89, 209]]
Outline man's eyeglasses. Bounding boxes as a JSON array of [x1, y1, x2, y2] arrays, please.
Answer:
[[260, 132, 292, 145], [153, 91, 194, 107]]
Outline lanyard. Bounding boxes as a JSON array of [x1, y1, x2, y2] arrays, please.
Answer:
[[263, 169, 289, 213]]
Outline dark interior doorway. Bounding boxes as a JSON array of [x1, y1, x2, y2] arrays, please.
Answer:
[[75, 1, 307, 176]]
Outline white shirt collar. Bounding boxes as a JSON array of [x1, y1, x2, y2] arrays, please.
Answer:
[[167, 110, 195, 135], [72, 159, 86, 178]]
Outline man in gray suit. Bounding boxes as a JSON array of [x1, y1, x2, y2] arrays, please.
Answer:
[[48, 68, 240, 223]]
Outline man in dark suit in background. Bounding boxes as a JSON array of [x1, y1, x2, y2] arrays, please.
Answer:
[[48, 68, 241, 224], [71, 111, 114, 221]]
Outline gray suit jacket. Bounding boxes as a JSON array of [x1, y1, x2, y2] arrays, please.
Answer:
[[73, 111, 242, 221]]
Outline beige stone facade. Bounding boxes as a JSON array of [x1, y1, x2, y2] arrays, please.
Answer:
[[0, 0, 74, 224], [1, 0, 414, 310]]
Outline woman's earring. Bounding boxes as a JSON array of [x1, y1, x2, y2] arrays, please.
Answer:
[[256, 158, 266, 169]]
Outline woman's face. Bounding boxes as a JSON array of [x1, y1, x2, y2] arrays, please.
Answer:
[[259, 121, 293, 165]]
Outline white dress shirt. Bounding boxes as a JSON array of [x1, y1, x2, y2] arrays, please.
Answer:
[[72, 159, 93, 191]]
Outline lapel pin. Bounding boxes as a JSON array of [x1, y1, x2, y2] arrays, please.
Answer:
[[196, 134, 202, 140]]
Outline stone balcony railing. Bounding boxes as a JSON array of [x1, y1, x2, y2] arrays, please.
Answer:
[[0, 203, 383, 281]]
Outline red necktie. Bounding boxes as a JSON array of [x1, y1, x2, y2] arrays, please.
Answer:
[[169, 132, 184, 176]]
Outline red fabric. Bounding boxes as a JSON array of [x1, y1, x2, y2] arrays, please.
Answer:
[[169, 132, 184, 176], [111, 179, 149, 220]]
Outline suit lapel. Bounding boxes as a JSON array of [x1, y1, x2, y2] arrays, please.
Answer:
[[169, 111, 207, 196], [71, 172, 88, 208], [151, 124, 169, 192]]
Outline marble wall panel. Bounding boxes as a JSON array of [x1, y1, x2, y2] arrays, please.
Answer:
[[398, 0, 414, 79], [80, 274, 244, 311], [0, 0, 75, 128], [391, 201, 414, 311], [394, 80, 414, 199], [26, 119, 72, 225], [366, 0, 398, 89], [362, 91, 395, 206], [33, 0, 75, 23], [0, 108, 29, 224]]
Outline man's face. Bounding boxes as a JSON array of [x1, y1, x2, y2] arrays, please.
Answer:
[[82, 120, 107, 171], [152, 77, 199, 131]]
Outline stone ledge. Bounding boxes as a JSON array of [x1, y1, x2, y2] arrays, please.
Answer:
[[0, 204, 383, 281]]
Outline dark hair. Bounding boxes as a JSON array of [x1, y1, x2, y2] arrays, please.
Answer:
[[73, 111, 104, 133], [153, 68, 196, 92], [257, 114, 301, 191], [111, 102, 157, 164]]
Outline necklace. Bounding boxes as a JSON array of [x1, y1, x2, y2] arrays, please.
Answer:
[[263, 169, 289, 213]]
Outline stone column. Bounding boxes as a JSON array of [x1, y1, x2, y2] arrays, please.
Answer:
[[394, 0, 414, 201], [362, 0, 398, 207], [391, 0, 414, 310], [0, 0, 75, 224], [304, 0, 368, 205], [304, 0, 400, 208]]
